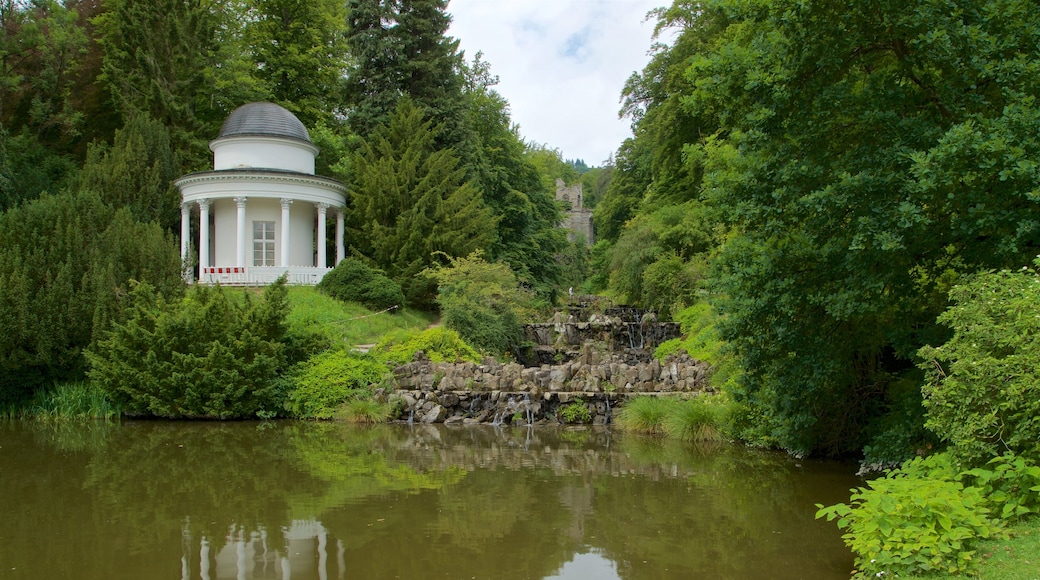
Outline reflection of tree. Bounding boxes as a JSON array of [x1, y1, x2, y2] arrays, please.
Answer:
[[589, 436, 856, 579], [84, 422, 319, 551], [1, 421, 857, 579]]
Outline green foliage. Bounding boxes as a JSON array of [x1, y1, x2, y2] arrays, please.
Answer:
[[425, 252, 533, 356], [88, 278, 290, 419], [559, 399, 591, 424], [463, 64, 567, 299], [78, 114, 180, 229], [369, 327, 480, 366], [283, 349, 388, 419], [675, 0, 1040, 456], [920, 262, 1040, 464], [244, 0, 348, 129], [655, 303, 740, 393], [317, 257, 404, 312], [817, 454, 1004, 578], [0, 129, 78, 211], [94, 0, 239, 164], [0, 190, 182, 406], [614, 396, 672, 435], [347, 98, 494, 308], [962, 455, 1040, 521]]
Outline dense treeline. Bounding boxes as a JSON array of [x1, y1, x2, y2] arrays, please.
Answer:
[[591, 0, 1040, 460], [0, 0, 579, 407]]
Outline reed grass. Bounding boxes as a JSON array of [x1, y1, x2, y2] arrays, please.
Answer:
[[614, 396, 674, 435], [334, 398, 393, 423], [663, 396, 729, 442], [20, 381, 120, 420]]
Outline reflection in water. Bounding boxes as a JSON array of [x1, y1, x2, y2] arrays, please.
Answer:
[[0, 421, 858, 579]]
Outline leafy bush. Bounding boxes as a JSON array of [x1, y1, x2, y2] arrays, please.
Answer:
[[283, 349, 388, 419], [919, 261, 1040, 464], [425, 252, 534, 356], [369, 327, 480, 366], [317, 257, 405, 312], [816, 454, 1004, 578], [559, 399, 591, 424], [88, 278, 290, 419], [655, 303, 741, 393], [963, 454, 1040, 521]]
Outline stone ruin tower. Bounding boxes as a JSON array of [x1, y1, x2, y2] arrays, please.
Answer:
[[555, 178, 594, 245]]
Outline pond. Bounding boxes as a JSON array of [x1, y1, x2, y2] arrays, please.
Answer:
[[0, 421, 858, 579]]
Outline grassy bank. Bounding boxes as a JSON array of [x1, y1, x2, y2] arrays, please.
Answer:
[[285, 286, 435, 346], [905, 517, 1040, 580]]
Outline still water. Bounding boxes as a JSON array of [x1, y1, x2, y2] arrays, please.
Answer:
[[0, 421, 858, 579]]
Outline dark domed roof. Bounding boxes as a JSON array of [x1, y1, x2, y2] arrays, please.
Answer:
[[218, 102, 310, 143]]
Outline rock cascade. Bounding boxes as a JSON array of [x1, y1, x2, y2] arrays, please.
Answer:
[[381, 298, 707, 426]]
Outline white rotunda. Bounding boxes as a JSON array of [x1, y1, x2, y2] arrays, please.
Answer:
[[176, 102, 347, 285]]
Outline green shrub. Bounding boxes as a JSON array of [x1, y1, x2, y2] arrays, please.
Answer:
[[655, 302, 740, 393], [963, 454, 1040, 521], [919, 261, 1040, 464], [615, 396, 672, 435], [663, 396, 730, 442], [425, 252, 534, 356], [559, 398, 591, 424], [370, 327, 480, 365], [317, 257, 405, 312], [88, 278, 290, 419], [817, 454, 1004, 578], [283, 349, 388, 419]]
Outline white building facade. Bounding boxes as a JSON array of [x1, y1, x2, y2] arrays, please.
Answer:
[[176, 102, 347, 285]]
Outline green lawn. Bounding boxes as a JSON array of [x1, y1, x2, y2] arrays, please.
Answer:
[[285, 286, 435, 347], [905, 517, 1040, 580]]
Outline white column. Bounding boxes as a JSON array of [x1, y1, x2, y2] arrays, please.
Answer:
[[198, 199, 211, 271], [280, 198, 293, 267], [335, 207, 345, 266], [315, 202, 329, 269], [234, 196, 248, 268], [180, 202, 191, 265]]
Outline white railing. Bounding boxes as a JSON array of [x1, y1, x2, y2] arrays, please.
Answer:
[[199, 266, 332, 286]]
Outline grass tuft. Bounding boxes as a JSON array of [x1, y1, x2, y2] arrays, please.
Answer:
[[663, 396, 729, 442], [21, 382, 120, 420], [334, 398, 393, 424], [614, 396, 673, 435]]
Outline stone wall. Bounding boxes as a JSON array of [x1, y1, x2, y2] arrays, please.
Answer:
[[382, 349, 711, 426]]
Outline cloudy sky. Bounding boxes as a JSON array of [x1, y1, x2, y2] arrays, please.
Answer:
[[447, 0, 664, 167]]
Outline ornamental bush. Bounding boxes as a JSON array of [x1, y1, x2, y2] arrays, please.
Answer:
[[88, 277, 290, 419], [316, 257, 404, 312], [424, 252, 534, 356], [283, 349, 388, 419], [919, 260, 1040, 464]]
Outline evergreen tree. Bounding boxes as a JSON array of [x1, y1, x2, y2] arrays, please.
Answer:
[[78, 114, 180, 229], [348, 98, 493, 307], [0, 189, 182, 406], [94, 0, 249, 167], [343, 0, 466, 149]]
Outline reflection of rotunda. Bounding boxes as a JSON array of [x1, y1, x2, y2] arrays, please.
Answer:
[[176, 102, 347, 285]]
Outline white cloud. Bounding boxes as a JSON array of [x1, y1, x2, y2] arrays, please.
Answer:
[[447, 0, 662, 166]]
